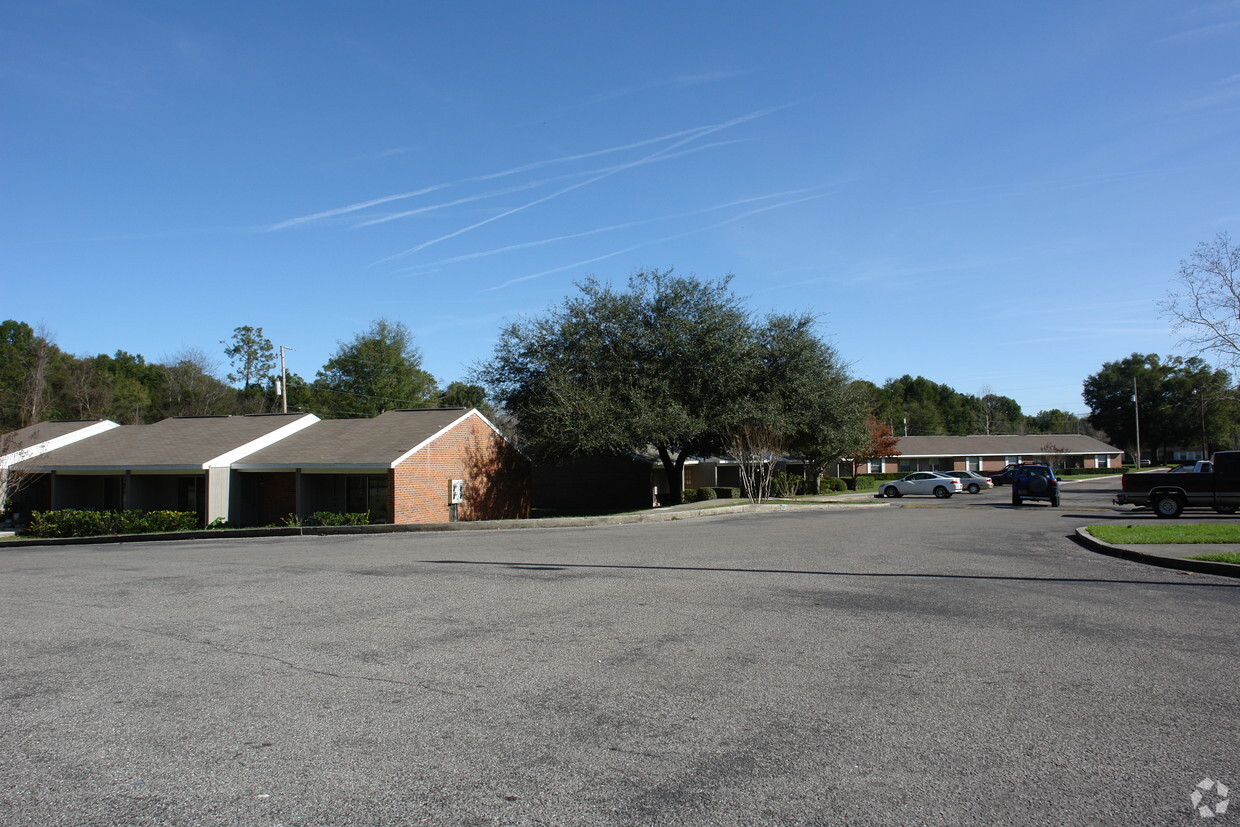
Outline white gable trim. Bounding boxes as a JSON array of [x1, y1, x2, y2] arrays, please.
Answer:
[[0, 420, 120, 468], [203, 414, 320, 469], [389, 409, 479, 468]]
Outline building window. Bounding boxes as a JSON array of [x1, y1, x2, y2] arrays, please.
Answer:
[[1095, 455, 1109, 469], [868, 459, 883, 473], [346, 474, 389, 522], [1005, 456, 1020, 465]]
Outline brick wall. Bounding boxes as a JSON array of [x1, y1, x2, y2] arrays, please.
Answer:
[[391, 414, 530, 524]]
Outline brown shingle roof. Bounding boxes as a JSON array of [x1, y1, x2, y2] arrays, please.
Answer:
[[16, 414, 316, 471], [1, 420, 114, 455], [891, 434, 1122, 457], [234, 408, 478, 469]]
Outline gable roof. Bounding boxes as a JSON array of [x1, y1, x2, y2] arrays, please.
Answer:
[[14, 413, 318, 472], [233, 408, 484, 470], [891, 434, 1122, 458], [1, 420, 120, 465]]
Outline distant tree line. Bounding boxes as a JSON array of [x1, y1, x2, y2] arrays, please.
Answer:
[[857, 374, 1097, 438], [0, 318, 488, 430]]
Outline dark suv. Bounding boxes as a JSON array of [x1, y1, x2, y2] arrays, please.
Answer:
[[1011, 464, 1060, 507]]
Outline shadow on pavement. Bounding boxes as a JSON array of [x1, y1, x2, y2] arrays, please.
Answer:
[[424, 559, 1240, 588]]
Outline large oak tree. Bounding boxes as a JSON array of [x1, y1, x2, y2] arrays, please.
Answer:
[[476, 270, 859, 503]]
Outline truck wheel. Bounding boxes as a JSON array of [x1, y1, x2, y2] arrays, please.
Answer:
[[1051, 493, 1060, 508], [1153, 494, 1183, 519], [1215, 505, 1238, 515]]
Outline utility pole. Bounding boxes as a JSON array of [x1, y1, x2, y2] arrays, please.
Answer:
[[279, 345, 295, 413], [1132, 378, 1142, 467]]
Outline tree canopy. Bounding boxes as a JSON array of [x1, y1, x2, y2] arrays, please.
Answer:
[[1082, 353, 1236, 460], [313, 318, 438, 417], [475, 270, 860, 502], [223, 326, 276, 391]]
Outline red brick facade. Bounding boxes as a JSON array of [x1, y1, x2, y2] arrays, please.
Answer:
[[390, 414, 530, 524]]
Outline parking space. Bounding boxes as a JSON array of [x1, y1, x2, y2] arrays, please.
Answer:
[[1, 475, 1236, 824]]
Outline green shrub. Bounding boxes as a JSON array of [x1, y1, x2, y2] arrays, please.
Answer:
[[771, 472, 803, 498], [681, 489, 697, 503], [819, 476, 847, 493], [852, 475, 877, 492], [24, 509, 198, 538], [693, 486, 717, 501], [301, 511, 371, 526], [711, 487, 741, 499]]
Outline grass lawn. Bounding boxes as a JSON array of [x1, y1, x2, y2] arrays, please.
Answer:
[[1188, 552, 1240, 564], [1087, 523, 1240, 545]]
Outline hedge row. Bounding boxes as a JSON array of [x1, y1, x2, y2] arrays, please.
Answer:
[[679, 487, 741, 504], [283, 511, 371, 526], [25, 509, 199, 538]]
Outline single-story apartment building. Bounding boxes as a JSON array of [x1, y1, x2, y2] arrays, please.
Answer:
[[231, 408, 529, 525], [534, 433, 1126, 510], [1, 419, 122, 517], [845, 433, 1125, 475], [7, 408, 529, 527]]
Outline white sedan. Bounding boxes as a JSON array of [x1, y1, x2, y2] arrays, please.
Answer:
[[944, 470, 995, 494], [879, 472, 963, 498]]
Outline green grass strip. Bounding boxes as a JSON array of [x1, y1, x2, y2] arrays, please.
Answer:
[[1087, 523, 1240, 544], [1187, 552, 1240, 564]]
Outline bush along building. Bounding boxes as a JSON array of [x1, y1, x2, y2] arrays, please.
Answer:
[[5, 408, 529, 527]]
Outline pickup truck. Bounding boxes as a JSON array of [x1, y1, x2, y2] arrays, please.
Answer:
[[1114, 451, 1240, 518]]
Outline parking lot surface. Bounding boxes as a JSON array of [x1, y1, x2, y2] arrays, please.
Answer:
[[2, 478, 1237, 825]]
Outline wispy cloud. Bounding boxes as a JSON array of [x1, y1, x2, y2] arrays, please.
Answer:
[[267, 114, 780, 232], [353, 140, 748, 229], [265, 184, 453, 231], [481, 192, 825, 292], [554, 69, 755, 112], [391, 187, 830, 274], [1162, 17, 1240, 41], [373, 105, 796, 264]]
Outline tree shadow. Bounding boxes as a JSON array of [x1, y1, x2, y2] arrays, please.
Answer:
[[422, 559, 1239, 588], [461, 430, 531, 521]]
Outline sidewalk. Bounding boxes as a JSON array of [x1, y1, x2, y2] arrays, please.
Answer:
[[1074, 528, 1240, 579]]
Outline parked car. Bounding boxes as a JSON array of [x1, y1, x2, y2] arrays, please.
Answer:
[[944, 470, 994, 494], [1010, 464, 1060, 507], [878, 472, 963, 499]]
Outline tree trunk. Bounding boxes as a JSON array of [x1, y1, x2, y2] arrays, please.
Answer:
[[655, 446, 686, 505]]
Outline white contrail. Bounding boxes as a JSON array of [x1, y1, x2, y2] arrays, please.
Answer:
[[354, 141, 746, 229], [392, 186, 829, 273], [374, 105, 795, 264], [266, 115, 778, 231], [265, 184, 453, 231], [482, 192, 824, 292]]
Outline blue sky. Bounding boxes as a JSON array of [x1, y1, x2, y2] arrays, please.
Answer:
[[3, 1, 1238, 417]]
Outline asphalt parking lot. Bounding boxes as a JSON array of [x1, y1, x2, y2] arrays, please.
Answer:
[[2, 477, 1237, 825]]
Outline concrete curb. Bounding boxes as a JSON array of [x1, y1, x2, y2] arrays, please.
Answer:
[[1074, 527, 1240, 579], [0, 500, 887, 550]]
